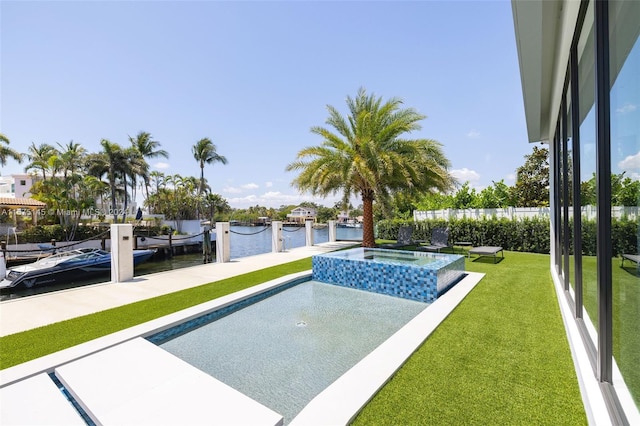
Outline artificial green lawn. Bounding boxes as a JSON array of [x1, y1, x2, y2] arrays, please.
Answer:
[[352, 251, 587, 425], [1, 250, 588, 424]]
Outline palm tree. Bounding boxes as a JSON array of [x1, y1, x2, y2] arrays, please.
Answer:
[[25, 142, 58, 180], [0, 133, 23, 167], [286, 88, 456, 247], [192, 138, 227, 219], [120, 147, 147, 222], [203, 193, 230, 223], [57, 141, 86, 178], [129, 131, 168, 202], [86, 139, 128, 222]]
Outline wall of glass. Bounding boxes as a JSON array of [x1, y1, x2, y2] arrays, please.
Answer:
[[553, 0, 639, 417]]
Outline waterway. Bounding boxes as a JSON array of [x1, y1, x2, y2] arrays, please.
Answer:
[[0, 226, 362, 301]]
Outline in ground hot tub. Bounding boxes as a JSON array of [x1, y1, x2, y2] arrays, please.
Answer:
[[312, 247, 465, 303]]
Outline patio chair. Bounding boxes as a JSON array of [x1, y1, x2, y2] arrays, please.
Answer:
[[621, 254, 640, 271], [380, 225, 415, 249], [416, 227, 452, 253]]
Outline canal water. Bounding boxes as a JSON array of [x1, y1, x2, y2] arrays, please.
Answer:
[[0, 226, 363, 301]]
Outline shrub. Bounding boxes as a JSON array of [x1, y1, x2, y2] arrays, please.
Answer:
[[375, 216, 635, 255]]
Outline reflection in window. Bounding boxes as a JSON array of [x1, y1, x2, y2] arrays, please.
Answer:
[[578, 1, 598, 333], [609, 0, 640, 409]]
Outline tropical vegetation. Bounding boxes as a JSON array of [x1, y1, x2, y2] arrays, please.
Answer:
[[0, 133, 234, 236], [287, 88, 456, 247], [0, 133, 23, 166]]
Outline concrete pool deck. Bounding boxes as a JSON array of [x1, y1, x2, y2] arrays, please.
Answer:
[[0, 242, 483, 425]]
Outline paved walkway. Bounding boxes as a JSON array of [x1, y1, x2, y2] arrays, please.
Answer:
[[0, 241, 357, 337]]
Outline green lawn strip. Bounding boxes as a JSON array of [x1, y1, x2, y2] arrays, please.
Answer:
[[0, 258, 312, 370], [352, 251, 587, 425]]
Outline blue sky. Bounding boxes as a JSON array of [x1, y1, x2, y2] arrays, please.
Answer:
[[1, 0, 534, 209]]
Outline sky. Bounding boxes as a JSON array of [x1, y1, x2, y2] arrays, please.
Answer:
[[1, 0, 535, 209]]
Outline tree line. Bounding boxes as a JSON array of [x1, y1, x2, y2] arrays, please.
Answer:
[[413, 146, 639, 212], [0, 131, 228, 236]]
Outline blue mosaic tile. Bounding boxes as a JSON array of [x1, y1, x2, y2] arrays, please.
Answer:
[[312, 248, 465, 303]]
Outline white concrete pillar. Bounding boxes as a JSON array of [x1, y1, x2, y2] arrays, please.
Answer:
[[216, 222, 231, 263], [111, 224, 134, 283], [271, 221, 283, 252], [305, 220, 314, 246], [328, 220, 337, 242]]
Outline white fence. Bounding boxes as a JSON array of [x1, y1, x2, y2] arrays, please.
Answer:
[[414, 206, 639, 221]]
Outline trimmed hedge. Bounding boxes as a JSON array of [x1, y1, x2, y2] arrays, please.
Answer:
[[377, 217, 637, 256]]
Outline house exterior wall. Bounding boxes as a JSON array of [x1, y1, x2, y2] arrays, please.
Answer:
[[513, 0, 640, 423], [0, 174, 36, 198]]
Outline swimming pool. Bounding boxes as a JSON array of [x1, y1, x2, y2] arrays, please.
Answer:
[[154, 280, 427, 424], [312, 247, 465, 302]]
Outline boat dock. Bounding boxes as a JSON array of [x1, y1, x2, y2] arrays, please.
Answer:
[[1, 234, 216, 266], [0, 241, 357, 337]]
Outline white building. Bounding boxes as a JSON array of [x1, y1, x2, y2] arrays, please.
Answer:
[[0, 174, 36, 198], [286, 207, 317, 224]]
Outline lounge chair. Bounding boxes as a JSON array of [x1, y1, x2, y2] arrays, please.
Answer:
[[380, 226, 415, 249], [416, 227, 452, 253], [621, 254, 640, 270]]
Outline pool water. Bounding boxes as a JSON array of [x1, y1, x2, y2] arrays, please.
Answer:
[[158, 280, 427, 424]]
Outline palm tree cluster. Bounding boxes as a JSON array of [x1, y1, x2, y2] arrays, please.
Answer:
[[145, 173, 231, 224], [287, 88, 456, 247], [2, 131, 229, 232]]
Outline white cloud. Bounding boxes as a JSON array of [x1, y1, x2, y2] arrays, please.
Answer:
[[505, 173, 516, 183], [223, 186, 243, 194], [466, 129, 480, 138], [265, 181, 273, 188], [223, 183, 259, 194], [450, 168, 481, 183], [153, 162, 170, 170], [616, 103, 637, 114], [227, 190, 347, 209], [618, 151, 640, 170]]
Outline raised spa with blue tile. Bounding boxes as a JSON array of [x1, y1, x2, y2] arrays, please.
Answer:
[[312, 247, 465, 303]]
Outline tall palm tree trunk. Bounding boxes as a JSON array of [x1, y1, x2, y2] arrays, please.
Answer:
[[196, 165, 204, 220], [361, 191, 376, 247]]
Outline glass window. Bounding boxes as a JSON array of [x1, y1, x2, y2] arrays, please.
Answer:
[[566, 86, 575, 291], [559, 114, 566, 278], [578, 1, 598, 332], [609, 0, 640, 409]]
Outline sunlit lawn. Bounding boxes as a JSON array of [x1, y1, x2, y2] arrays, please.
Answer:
[[352, 251, 587, 425]]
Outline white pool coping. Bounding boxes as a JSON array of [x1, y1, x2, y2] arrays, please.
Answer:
[[0, 373, 86, 425], [0, 270, 483, 425], [55, 337, 283, 426]]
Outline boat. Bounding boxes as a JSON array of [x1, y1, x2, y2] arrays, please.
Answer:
[[0, 248, 156, 290], [337, 222, 362, 228]]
